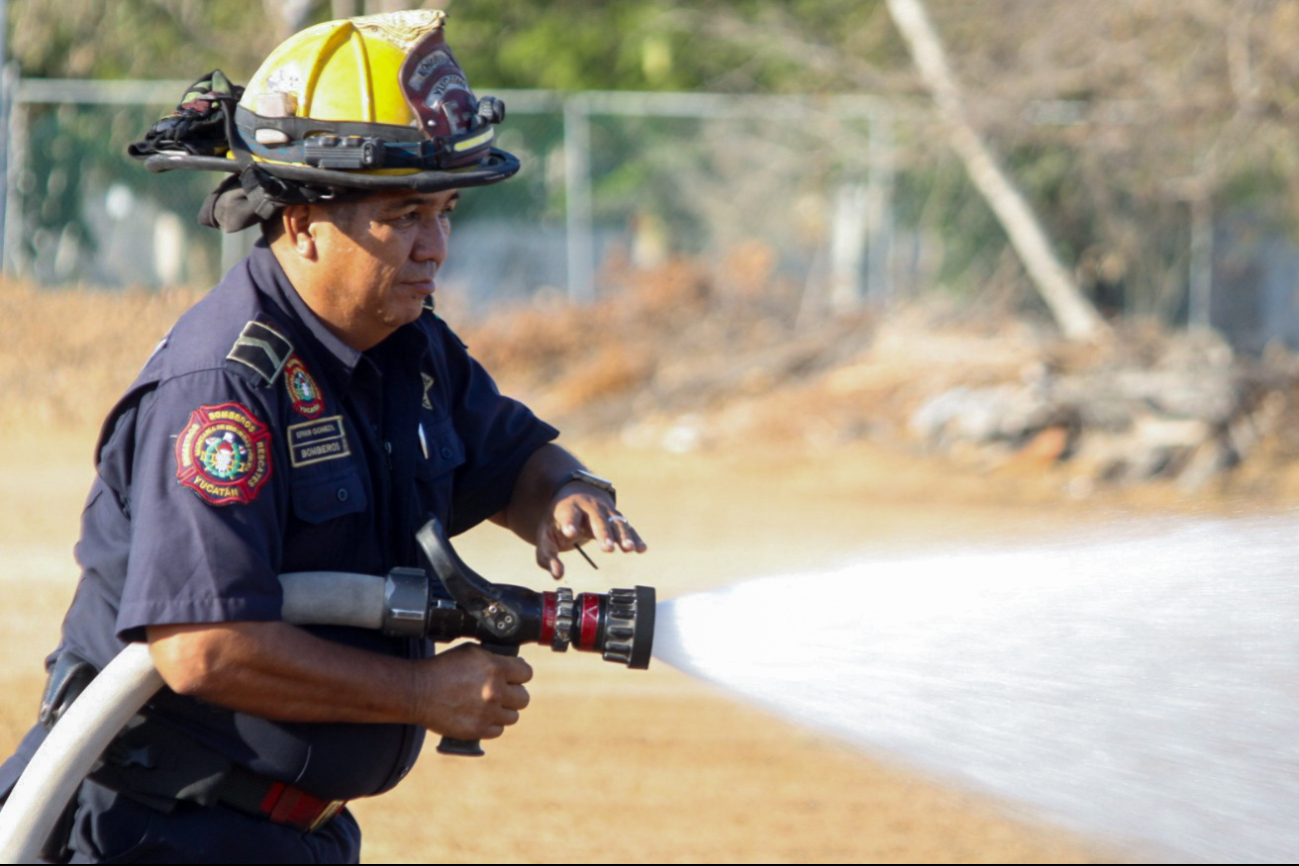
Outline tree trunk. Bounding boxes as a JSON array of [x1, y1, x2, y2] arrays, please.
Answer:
[[884, 0, 1110, 343], [262, 0, 314, 41]]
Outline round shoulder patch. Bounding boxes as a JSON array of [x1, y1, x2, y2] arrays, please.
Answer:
[[285, 356, 325, 418], [175, 403, 273, 505]]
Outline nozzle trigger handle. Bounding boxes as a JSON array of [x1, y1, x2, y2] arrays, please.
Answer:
[[436, 643, 519, 758]]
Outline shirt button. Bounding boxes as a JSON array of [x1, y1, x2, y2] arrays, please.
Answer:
[[337, 488, 350, 502], [439, 447, 454, 460]]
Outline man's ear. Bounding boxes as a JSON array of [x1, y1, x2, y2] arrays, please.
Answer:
[[281, 204, 317, 260]]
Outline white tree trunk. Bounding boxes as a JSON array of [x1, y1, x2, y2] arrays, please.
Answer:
[[885, 0, 1110, 343]]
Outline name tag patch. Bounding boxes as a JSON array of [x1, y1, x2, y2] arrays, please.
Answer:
[[288, 415, 351, 468]]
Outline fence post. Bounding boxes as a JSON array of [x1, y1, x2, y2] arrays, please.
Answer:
[[1188, 193, 1213, 331], [0, 0, 8, 272], [866, 103, 895, 303], [0, 65, 10, 275], [2, 69, 23, 277], [221, 226, 256, 279], [829, 180, 870, 312], [564, 94, 595, 304]]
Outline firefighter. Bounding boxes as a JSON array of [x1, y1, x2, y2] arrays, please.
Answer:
[[0, 10, 645, 862]]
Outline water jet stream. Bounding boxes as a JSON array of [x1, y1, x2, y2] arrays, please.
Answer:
[[654, 516, 1299, 863]]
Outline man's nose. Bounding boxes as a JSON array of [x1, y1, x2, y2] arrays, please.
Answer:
[[412, 217, 449, 264]]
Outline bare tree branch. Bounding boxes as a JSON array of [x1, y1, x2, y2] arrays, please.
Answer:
[[885, 0, 1109, 343]]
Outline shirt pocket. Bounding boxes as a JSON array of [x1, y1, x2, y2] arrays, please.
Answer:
[[414, 416, 466, 525], [291, 471, 369, 524], [416, 415, 466, 481]]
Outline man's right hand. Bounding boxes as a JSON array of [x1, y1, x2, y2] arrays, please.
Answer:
[[413, 643, 533, 741]]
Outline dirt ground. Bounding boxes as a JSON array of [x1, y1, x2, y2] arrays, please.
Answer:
[[3, 281, 1270, 862]]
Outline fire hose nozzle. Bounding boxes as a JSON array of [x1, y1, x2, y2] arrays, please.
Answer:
[[414, 518, 655, 756], [415, 518, 655, 668]]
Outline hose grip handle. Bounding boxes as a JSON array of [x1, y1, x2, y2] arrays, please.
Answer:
[[436, 642, 519, 758]]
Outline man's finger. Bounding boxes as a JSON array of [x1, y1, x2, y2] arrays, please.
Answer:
[[596, 509, 650, 554], [547, 555, 564, 579], [607, 517, 626, 549], [535, 529, 565, 578], [606, 513, 645, 552], [581, 502, 617, 552], [500, 655, 533, 685], [502, 683, 531, 711], [554, 498, 585, 543]]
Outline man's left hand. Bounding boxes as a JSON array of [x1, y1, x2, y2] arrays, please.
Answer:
[[536, 483, 648, 579]]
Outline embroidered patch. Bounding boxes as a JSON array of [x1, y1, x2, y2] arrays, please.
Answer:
[[175, 403, 273, 505], [285, 356, 325, 418], [288, 415, 351, 468], [421, 372, 435, 410]]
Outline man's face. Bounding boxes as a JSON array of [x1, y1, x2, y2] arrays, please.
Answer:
[[308, 188, 459, 350]]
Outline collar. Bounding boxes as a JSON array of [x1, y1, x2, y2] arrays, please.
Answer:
[[247, 240, 364, 379]]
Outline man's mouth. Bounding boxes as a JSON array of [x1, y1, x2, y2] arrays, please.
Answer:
[[403, 266, 439, 296], [403, 277, 437, 295]]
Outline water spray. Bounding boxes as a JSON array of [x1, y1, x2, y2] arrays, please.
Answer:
[[652, 516, 1299, 863]]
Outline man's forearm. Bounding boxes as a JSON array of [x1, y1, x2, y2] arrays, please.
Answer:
[[492, 443, 586, 543], [149, 621, 422, 723], [147, 620, 531, 740]]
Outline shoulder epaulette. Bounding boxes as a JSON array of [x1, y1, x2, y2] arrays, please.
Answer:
[[226, 320, 293, 386]]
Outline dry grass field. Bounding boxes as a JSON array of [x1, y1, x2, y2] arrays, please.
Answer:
[[3, 279, 1247, 862]]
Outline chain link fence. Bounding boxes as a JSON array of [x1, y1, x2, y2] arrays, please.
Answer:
[[10, 76, 1299, 354], [0, 79, 897, 317]]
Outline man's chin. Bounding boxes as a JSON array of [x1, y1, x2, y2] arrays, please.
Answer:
[[383, 297, 429, 329]]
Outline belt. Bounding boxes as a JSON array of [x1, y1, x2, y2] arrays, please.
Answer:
[[84, 711, 349, 833], [216, 764, 348, 833]]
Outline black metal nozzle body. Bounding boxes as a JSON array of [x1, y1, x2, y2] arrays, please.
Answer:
[[413, 518, 655, 756]]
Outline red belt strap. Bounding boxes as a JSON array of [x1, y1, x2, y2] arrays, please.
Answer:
[[254, 781, 347, 832]]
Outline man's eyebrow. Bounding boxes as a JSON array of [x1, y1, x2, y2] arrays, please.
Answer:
[[378, 196, 431, 210], [379, 192, 461, 211]]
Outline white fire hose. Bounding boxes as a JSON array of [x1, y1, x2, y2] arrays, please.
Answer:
[[0, 571, 408, 864]]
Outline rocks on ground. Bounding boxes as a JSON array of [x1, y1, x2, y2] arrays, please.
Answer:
[[460, 263, 1299, 497]]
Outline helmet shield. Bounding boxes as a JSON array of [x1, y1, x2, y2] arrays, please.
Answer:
[[400, 28, 491, 168]]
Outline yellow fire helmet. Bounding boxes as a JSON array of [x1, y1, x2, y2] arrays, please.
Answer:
[[131, 10, 518, 229]]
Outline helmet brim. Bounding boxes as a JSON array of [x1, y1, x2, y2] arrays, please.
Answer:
[[143, 148, 520, 194]]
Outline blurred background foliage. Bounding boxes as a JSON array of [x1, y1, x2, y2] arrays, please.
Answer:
[[8, 0, 1299, 340], [5, 0, 900, 91]]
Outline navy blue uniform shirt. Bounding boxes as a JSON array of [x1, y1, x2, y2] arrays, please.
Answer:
[[38, 240, 557, 801]]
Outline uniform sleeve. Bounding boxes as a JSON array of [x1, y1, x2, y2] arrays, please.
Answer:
[[115, 369, 287, 641], [442, 331, 559, 536]]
